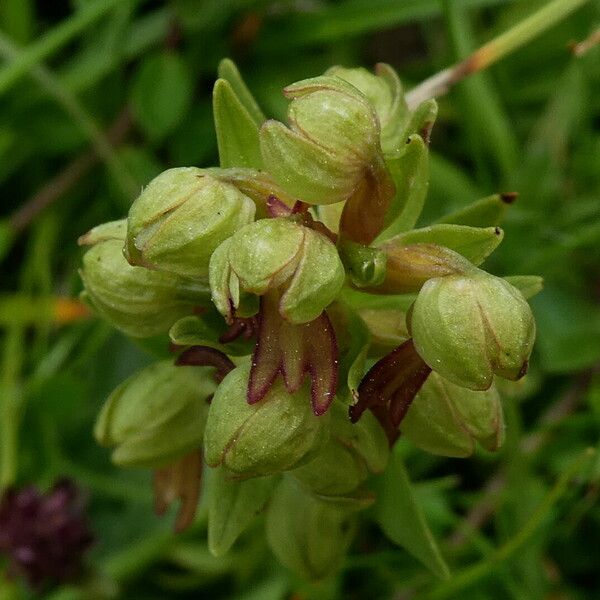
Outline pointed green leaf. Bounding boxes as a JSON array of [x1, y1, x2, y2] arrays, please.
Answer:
[[208, 468, 276, 557], [130, 52, 193, 141], [404, 99, 438, 143], [217, 58, 265, 126], [213, 78, 263, 169], [375, 447, 450, 580], [381, 224, 504, 266], [437, 193, 514, 227], [376, 134, 429, 241], [504, 276, 544, 300]]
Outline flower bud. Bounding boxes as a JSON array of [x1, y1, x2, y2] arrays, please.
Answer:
[[409, 271, 536, 390], [94, 361, 214, 467], [291, 403, 389, 496], [373, 243, 474, 294], [79, 223, 207, 338], [260, 76, 389, 206], [326, 63, 407, 154], [401, 372, 505, 457], [204, 363, 328, 479], [125, 167, 255, 280], [209, 218, 344, 324]]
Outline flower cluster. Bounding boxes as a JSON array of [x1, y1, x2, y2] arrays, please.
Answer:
[[79, 59, 539, 578], [0, 480, 93, 589]]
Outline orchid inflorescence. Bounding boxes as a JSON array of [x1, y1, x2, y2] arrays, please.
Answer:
[[78, 59, 539, 579]]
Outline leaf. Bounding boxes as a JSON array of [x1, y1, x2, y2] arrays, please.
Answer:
[[208, 467, 276, 557], [130, 51, 193, 141], [374, 447, 450, 580], [437, 193, 514, 227], [213, 78, 263, 169], [217, 58, 265, 126], [376, 135, 429, 242], [504, 276, 543, 300], [382, 224, 504, 266]]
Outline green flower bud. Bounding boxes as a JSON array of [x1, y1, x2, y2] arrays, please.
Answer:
[[326, 63, 407, 154], [260, 76, 388, 205], [291, 403, 389, 496], [126, 167, 255, 280], [409, 271, 536, 390], [401, 372, 505, 457], [209, 218, 344, 324], [204, 363, 329, 478], [94, 361, 215, 467], [79, 222, 208, 338]]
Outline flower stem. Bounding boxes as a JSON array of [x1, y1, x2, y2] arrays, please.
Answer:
[[406, 0, 592, 108]]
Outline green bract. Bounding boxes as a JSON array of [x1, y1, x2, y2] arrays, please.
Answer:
[[125, 167, 255, 280], [291, 403, 389, 496], [209, 218, 345, 324], [401, 372, 505, 457], [79, 223, 207, 338], [260, 76, 386, 205], [94, 361, 214, 467], [409, 271, 536, 390], [204, 363, 328, 478]]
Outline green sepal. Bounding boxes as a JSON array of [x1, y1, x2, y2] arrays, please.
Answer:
[[125, 168, 256, 280], [381, 224, 504, 266], [204, 363, 329, 478], [111, 398, 205, 468], [79, 237, 209, 338], [78, 219, 126, 245], [95, 361, 214, 468], [504, 275, 544, 300], [403, 99, 438, 143], [260, 119, 352, 205], [207, 467, 277, 557], [291, 403, 388, 496], [213, 78, 263, 169], [401, 372, 505, 457], [376, 134, 429, 242], [169, 311, 255, 356], [410, 271, 536, 390], [217, 58, 265, 126], [337, 239, 387, 288], [265, 476, 358, 580], [437, 193, 514, 227]]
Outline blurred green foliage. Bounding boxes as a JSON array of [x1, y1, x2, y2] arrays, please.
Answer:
[[0, 0, 599, 598]]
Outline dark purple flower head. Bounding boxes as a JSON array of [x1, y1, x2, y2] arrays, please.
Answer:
[[0, 479, 93, 589]]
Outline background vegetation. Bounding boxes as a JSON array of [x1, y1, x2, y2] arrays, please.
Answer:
[[0, 0, 599, 598]]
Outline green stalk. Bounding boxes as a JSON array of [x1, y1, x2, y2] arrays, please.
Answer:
[[406, 0, 592, 108], [0, 33, 137, 199], [0, 0, 122, 96]]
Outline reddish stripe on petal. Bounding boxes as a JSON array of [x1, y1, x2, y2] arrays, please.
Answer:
[[304, 312, 338, 415], [247, 292, 338, 414], [350, 339, 431, 444], [248, 293, 283, 403]]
